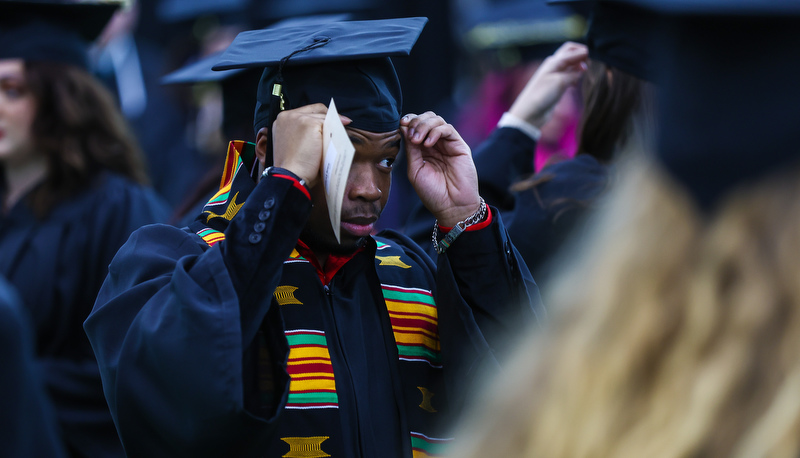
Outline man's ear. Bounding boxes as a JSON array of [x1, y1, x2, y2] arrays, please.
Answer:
[[255, 127, 270, 168]]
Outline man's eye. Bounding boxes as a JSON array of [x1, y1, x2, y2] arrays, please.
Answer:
[[379, 157, 396, 169]]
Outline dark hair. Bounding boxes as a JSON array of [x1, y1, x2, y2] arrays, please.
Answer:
[[576, 60, 645, 163], [23, 61, 148, 216]]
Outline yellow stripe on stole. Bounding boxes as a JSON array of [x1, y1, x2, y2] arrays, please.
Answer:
[[385, 300, 438, 320], [392, 331, 441, 351], [290, 378, 337, 392], [392, 325, 439, 340], [287, 346, 332, 360]]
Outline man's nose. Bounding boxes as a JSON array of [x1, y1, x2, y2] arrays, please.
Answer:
[[347, 164, 382, 202]]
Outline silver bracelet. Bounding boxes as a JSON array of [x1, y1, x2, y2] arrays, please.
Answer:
[[431, 197, 487, 254]]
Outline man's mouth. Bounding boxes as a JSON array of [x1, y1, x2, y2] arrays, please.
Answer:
[[340, 216, 377, 237]]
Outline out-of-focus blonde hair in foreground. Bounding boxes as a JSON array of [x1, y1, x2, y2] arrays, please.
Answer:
[[449, 154, 800, 458]]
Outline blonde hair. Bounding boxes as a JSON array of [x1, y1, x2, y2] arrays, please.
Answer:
[[450, 156, 800, 458]]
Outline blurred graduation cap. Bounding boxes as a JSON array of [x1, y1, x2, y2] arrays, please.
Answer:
[[160, 14, 353, 85], [613, 0, 800, 210], [156, 0, 251, 24], [461, 0, 587, 67], [255, 0, 378, 23], [212, 16, 427, 145], [160, 14, 354, 140], [0, 0, 120, 70], [548, 0, 656, 80], [161, 50, 258, 140]]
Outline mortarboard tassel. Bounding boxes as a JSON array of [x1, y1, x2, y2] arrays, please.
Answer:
[[265, 36, 331, 165]]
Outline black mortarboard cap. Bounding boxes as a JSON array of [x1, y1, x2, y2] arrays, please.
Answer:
[[549, 0, 656, 80], [0, 0, 120, 70], [462, 0, 586, 62], [212, 16, 427, 140], [616, 0, 800, 210]]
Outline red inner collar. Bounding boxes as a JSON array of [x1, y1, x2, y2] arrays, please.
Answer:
[[296, 239, 364, 285]]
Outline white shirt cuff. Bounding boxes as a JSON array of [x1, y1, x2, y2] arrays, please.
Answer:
[[497, 112, 542, 142]]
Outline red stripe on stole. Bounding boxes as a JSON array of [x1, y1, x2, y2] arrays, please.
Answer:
[[286, 363, 334, 375], [219, 143, 241, 189], [286, 402, 339, 408], [290, 389, 338, 394], [389, 317, 439, 334]]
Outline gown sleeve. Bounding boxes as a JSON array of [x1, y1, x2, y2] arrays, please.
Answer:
[[84, 176, 310, 457], [433, 208, 545, 414]]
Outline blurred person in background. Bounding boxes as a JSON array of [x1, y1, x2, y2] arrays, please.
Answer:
[[0, 275, 66, 458], [92, 0, 193, 209], [454, 0, 586, 169], [477, 0, 658, 291], [406, 1, 657, 288], [446, 1, 800, 456], [0, 1, 169, 455]]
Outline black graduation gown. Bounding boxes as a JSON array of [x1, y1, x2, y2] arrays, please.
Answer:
[[0, 276, 67, 458], [0, 172, 169, 457], [85, 141, 542, 457]]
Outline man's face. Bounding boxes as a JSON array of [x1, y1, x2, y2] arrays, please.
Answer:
[[302, 126, 401, 254]]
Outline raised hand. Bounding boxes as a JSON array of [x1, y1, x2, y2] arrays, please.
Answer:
[[271, 103, 351, 188], [402, 112, 482, 227], [509, 41, 588, 128]]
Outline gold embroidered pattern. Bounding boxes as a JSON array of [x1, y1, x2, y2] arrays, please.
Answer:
[[204, 191, 244, 221], [281, 436, 331, 457], [417, 386, 438, 413], [376, 255, 412, 269], [274, 286, 302, 305]]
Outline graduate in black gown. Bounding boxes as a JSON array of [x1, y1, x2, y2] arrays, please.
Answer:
[[0, 2, 169, 456], [85, 18, 542, 457], [408, 2, 658, 291]]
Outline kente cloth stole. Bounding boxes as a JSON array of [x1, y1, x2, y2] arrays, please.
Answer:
[[189, 140, 259, 244], [273, 239, 453, 458]]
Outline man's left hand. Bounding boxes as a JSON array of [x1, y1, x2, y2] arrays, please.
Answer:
[[402, 112, 482, 227]]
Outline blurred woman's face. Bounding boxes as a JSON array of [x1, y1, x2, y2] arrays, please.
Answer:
[[0, 59, 36, 166]]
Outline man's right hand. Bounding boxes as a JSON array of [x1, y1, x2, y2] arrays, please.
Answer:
[[271, 103, 351, 189]]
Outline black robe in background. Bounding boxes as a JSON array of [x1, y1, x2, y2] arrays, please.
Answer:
[[0, 172, 169, 457], [0, 275, 67, 458]]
